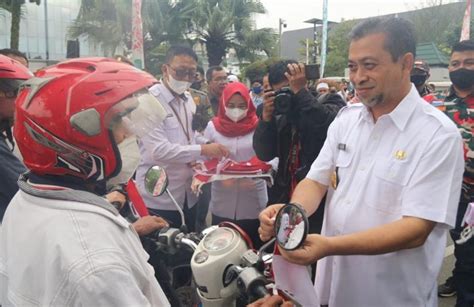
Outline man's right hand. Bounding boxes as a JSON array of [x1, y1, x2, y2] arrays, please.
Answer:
[[262, 91, 275, 122], [258, 203, 285, 241], [201, 143, 230, 159]]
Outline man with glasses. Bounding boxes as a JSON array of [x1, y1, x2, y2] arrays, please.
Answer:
[[136, 46, 229, 232], [0, 55, 31, 223], [206, 66, 228, 115]]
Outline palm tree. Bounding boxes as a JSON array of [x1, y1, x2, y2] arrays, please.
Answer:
[[0, 0, 41, 50], [70, 0, 195, 75], [141, 0, 196, 75], [69, 0, 131, 56], [192, 0, 275, 66]]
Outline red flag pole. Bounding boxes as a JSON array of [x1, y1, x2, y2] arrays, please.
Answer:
[[131, 0, 145, 69], [460, 0, 471, 41]]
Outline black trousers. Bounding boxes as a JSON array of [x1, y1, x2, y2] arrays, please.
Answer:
[[450, 192, 474, 307]]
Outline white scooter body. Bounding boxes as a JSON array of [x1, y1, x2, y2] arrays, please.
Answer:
[[191, 227, 249, 307]]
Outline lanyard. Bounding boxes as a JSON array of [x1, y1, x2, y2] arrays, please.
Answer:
[[169, 98, 191, 144]]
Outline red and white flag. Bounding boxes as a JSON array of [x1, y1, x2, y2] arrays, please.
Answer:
[[460, 0, 471, 41], [131, 0, 145, 69]]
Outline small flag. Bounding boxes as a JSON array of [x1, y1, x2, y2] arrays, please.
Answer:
[[460, 0, 471, 41]]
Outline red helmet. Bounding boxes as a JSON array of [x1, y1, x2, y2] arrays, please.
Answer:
[[0, 54, 32, 91], [14, 57, 164, 182]]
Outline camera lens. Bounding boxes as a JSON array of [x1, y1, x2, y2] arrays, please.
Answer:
[[274, 88, 293, 115]]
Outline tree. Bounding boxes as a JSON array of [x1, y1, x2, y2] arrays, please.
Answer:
[[69, 0, 132, 57], [324, 20, 357, 76], [0, 0, 41, 50], [242, 57, 280, 82], [192, 0, 275, 66], [70, 0, 196, 75], [141, 0, 196, 76], [70, 0, 275, 72]]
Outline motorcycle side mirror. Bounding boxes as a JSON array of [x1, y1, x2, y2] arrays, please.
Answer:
[[144, 165, 169, 197], [144, 165, 188, 233], [274, 203, 309, 251]]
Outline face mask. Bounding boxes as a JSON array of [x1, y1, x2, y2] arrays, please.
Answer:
[[190, 80, 202, 90], [167, 74, 191, 95], [449, 68, 474, 90], [225, 107, 247, 123], [252, 86, 262, 95], [410, 74, 428, 87], [107, 136, 141, 188]]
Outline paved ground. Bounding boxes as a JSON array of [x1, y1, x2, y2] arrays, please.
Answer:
[[438, 237, 456, 307]]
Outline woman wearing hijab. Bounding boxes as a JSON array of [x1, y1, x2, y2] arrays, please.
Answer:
[[203, 82, 268, 247]]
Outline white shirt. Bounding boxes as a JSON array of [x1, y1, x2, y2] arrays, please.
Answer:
[[0, 190, 170, 307], [203, 121, 268, 220], [307, 85, 464, 307], [136, 83, 202, 211]]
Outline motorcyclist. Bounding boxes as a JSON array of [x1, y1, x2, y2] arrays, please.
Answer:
[[0, 57, 170, 306]]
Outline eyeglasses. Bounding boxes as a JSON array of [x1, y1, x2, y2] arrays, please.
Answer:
[[168, 65, 197, 80]]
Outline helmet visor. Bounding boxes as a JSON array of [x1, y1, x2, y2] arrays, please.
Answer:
[[107, 90, 166, 139]]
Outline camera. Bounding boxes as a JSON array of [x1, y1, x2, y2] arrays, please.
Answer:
[[305, 64, 320, 80], [274, 87, 293, 115]]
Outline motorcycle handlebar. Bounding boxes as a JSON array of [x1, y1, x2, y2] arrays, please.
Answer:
[[251, 282, 269, 300], [179, 237, 198, 251]]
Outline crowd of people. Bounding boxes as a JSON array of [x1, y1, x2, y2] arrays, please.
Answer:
[[0, 15, 472, 307]]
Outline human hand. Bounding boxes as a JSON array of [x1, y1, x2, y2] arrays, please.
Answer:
[[258, 204, 285, 242], [247, 295, 293, 307], [279, 234, 331, 265], [285, 63, 306, 94], [132, 215, 169, 236], [105, 191, 127, 210], [201, 143, 230, 159], [262, 91, 275, 122]]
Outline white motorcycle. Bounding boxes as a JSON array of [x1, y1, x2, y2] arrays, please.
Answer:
[[145, 166, 307, 306], [190, 203, 308, 306]]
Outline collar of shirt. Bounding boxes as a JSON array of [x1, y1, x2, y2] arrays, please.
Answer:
[[150, 82, 187, 106], [359, 84, 418, 131]]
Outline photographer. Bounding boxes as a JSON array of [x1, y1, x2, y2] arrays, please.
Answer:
[[253, 60, 344, 235]]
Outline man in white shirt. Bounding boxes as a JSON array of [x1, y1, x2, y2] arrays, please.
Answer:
[[258, 17, 464, 307], [136, 46, 228, 232]]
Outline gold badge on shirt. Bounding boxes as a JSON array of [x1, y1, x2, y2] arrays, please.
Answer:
[[394, 150, 407, 160], [331, 168, 339, 189]]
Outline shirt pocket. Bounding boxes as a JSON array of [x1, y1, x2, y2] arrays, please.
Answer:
[[334, 149, 354, 187], [370, 157, 411, 214], [163, 116, 182, 142]]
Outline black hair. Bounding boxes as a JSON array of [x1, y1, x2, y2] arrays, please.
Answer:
[[206, 66, 225, 82], [349, 17, 416, 62], [451, 40, 474, 55], [268, 60, 298, 86], [0, 48, 28, 64], [164, 45, 198, 64]]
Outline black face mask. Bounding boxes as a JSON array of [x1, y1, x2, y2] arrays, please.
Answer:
[[410, 74, 428, 87], [449, 68, 474, 90], [190, 80, 202, 90]]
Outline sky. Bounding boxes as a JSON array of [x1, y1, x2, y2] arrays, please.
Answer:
[[256, 0, 462, 31]]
